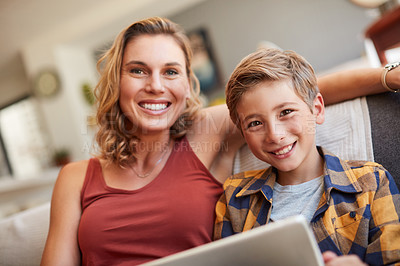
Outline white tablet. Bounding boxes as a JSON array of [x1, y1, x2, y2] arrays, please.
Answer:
[[142, 215, 324, 266]]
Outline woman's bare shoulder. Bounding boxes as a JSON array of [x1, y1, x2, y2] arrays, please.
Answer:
[[60, 160, 90, 177], [61, 159, 90, 173], [55, 159, 91, 190]]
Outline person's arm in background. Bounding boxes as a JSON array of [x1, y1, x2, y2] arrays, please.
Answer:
[[317, 66, 400, 105]]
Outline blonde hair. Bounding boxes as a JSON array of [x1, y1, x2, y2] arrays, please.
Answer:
[[94, 17, 202, 166], [225, 48, 318, 128]]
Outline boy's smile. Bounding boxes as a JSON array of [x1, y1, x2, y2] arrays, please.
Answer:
[[237, 79, 325, 185], [270, 142, 295, 156]]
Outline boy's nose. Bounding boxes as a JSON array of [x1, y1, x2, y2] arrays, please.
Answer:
[[264, 123, 285, 143]]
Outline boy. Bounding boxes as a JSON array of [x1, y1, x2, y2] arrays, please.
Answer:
[[214, 48, 400, 265]]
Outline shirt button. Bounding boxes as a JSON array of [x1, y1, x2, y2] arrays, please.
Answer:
[[349, 211, 356, 218]]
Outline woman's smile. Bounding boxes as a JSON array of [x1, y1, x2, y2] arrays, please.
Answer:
[[139, 101, 171, 112]]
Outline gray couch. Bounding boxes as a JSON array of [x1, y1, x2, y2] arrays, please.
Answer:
[[367, 92, 400, 189]]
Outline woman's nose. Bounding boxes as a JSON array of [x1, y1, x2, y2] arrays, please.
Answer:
[[145, 74, 165, 93]]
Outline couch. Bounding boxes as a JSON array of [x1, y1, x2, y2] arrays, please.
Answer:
[[0, 91, 399, 266], [0, 202, 50, 266]]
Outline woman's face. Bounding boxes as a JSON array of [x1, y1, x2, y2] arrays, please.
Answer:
[[119, 34, 190, 136]]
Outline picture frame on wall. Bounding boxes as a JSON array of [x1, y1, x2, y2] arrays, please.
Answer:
[[187, 28, 223, 97]]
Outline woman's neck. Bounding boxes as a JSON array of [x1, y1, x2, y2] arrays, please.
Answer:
[[134, 132, 172, 160]]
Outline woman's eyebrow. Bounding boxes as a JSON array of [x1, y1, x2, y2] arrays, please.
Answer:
[[123, 61, 183, 67], [124, 60, 146, 66], [165, 62, 183, 67]]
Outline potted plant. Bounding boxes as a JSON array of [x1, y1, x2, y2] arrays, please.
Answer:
[[53, 148, 71, 167]]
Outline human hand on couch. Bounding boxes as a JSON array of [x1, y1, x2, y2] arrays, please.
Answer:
[[322, 251, 367, 266]]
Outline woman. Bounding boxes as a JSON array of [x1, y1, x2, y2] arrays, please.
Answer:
[[41, 17, 399, 266]]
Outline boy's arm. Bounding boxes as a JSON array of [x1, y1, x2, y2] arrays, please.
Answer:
[[366, 169, 400, 265], [317, 66, 400, 105]]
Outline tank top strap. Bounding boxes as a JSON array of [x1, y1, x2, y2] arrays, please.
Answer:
[[81, 158, 107, 210], [166, 136, 220, 186]]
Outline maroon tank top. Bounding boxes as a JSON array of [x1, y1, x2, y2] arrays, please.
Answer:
[[78, 137, 223, 265]]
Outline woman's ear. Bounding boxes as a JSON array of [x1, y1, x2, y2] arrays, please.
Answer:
[[313, 93, 325, 125]]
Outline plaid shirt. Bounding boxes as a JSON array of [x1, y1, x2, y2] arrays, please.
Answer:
[[214, 147, 400, 265]]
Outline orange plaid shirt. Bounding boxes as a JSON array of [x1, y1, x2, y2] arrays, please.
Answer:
[[214, 147, 400, 265]]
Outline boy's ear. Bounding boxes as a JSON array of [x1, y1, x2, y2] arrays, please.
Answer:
[[313, 93, 325, 125]]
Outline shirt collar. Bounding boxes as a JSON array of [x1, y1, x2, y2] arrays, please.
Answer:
[[320, 147, 362, 194], [236, 167, 276, 201]]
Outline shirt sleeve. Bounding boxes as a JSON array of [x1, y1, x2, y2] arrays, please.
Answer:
[[214, 179, 235, 241], [365, 168, 400, 265]]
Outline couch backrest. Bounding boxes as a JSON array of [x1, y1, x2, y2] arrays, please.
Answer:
[[367, 92, 400, 189]]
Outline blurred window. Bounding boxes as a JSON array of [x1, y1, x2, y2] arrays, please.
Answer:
[[0, 97, 51, 179]]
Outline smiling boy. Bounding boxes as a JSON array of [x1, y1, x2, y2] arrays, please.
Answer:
[[214, 48, 400, 265]]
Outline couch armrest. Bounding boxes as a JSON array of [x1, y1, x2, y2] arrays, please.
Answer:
[[0, 202, 50, 266]]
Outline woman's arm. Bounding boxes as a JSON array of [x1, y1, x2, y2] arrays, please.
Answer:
[[187, 104, 244, 183], [317, 66, 400, 105], [40, 161, 87, 266]]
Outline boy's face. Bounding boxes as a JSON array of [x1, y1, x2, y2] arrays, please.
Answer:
[[236, 79, 325, 178]]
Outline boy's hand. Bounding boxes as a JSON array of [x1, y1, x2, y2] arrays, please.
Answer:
[[322, 251, 367, 266]]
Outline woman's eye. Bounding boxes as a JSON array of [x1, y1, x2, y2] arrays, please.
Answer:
[[129, 68, 144, 75], [280, 109, 293, 116], [165, 69, 178, 76], [248, 120, 262, 128]]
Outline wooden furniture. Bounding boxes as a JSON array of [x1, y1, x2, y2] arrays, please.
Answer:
[[365, 5, 400, 65]]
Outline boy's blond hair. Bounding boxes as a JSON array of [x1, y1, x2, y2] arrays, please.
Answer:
[[225, 48, 318, 128]]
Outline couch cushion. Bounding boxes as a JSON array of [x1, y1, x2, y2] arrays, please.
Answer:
[[0, 202, 50, 266]]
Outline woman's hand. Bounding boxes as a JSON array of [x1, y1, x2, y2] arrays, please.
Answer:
[[322, 251, 367, 266], [385, 62, 400, 91]]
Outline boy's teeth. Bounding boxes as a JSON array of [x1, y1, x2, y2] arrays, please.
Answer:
[[142, 103, 167, 111], [274, 144, 293, 155]]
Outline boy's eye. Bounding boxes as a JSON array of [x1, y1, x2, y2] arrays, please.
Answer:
[[247, 120, 262, 128], [280, 109, 293, 117]]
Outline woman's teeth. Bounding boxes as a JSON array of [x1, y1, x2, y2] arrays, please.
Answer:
[[274, 144, 293, 155], [141, 103, 168, 111]]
